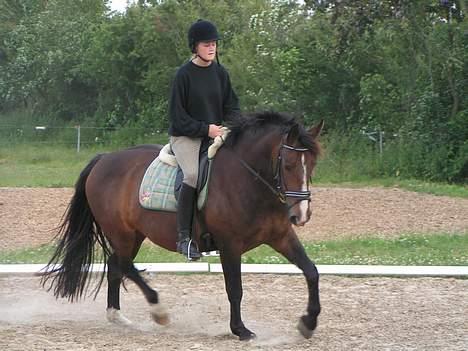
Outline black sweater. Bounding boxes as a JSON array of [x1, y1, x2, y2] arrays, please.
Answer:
[[168, 61, 240, 137]]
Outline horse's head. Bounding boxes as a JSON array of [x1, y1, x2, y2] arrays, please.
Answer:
[[280, 120, 324, 226], [224, 112, 323, 226]]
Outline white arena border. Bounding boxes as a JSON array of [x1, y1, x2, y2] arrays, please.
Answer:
[[210, 264, 468, 276], [0, 263, 467, 277]]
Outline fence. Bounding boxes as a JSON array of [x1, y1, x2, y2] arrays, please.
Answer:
[[0, 124, 167, 150], [1, 124, 389, 152]]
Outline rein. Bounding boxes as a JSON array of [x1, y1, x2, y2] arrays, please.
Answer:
[[237, 157, 287, 204], [235, 138, 311, 208]]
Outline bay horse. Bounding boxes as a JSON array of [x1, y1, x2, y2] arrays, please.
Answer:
[[42, 112, 324, 341]]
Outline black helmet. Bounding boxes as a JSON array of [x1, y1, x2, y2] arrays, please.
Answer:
[[188, 19, 220, 53]]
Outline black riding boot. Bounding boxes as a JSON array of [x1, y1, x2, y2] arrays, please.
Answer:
[[176, 183, 201, 260]]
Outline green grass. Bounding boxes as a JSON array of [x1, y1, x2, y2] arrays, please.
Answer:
[[315, 178, 468, 198], [0, 145, 104, 187], [0, 141, 166, 187], [1, 233, 466, 266], [387, 179, 468, 198]]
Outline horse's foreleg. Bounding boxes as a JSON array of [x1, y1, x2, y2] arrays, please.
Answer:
[[270, 231, 320, 339], [220, 250, 256, 341]]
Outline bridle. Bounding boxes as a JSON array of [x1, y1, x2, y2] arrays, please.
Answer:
[[237, 135, 312, 209], [276, 143, 312, 208]]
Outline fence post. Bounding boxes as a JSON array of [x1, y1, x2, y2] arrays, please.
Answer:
[[379, 131, 383, 155], [76, 125, 81, 153], [363, 130, 384, 155]]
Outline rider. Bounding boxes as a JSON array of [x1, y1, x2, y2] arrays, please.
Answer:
[[168, 19, 240, 259]]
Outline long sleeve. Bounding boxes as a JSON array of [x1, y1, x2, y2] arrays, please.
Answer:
[[168, 61, 239, 136], [168, 72, 209, 137]]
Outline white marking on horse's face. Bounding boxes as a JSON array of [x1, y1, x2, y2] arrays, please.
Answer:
[[298, 154, 310, 224]]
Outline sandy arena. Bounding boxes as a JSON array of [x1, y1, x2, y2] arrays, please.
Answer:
[[0, 187, 467, 350]]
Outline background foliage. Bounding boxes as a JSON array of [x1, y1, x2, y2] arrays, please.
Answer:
[[0, 0, 466, 183]]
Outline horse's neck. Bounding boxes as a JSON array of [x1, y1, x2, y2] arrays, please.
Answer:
[[235, 131, 281, 163], [228, 132, 282, 190], [229, 133, 286, 214]]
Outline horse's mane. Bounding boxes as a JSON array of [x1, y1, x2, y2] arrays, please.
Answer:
[[225, 111, 320, 155]]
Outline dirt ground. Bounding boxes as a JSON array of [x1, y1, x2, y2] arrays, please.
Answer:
[[0, 187, 467, 251], [0, 274, 467, 351], [0, 187, 467, 350]]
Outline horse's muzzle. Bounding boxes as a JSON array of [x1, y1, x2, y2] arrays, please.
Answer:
[[289, 215, 299, 226], [289, 204, 311, 226], [289, 215, 309, 226]]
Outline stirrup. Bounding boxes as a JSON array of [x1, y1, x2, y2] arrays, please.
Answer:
[[177, 238, 201, 261], [187, 239, 200, 261]]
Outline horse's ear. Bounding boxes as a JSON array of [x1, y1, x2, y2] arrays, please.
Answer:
[[308, 120, 324, 139]]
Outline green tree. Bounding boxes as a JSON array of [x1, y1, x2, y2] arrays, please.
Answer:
[[0, 0, 106, 118]]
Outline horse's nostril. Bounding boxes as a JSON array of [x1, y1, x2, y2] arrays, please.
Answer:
[[290, 216, 298, 225]]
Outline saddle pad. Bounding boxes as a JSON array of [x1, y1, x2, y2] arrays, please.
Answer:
[[139, 156, 210, 212], [139, 157, 178, 212]]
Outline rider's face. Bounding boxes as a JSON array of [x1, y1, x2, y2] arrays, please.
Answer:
[[196, 41, 217, 61]]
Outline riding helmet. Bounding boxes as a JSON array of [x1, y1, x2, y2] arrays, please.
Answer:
[[188, 19, 220, 53]]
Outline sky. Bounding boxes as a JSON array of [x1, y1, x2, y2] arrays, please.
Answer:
[[108, 0, 307, 13], [109, 0, 136, 13]]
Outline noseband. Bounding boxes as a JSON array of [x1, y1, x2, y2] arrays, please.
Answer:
[[237, 137, 311, 207]]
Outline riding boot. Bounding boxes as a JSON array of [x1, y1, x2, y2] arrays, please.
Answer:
[[176, 183, 201, 260]]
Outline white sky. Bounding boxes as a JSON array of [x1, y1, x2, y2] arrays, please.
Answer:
[[109, 0, 307, 13], [109, 0, 136, 12]]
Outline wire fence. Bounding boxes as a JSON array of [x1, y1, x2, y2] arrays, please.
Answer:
[[0, 124, 388, 161], [0, 124, 168, 150]]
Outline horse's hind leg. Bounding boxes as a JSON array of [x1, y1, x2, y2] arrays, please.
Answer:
[[107, 234, 169, 325], [106, 235, 144, 326], [106, 253, 133, 326], [124, 260, 169, 325], [106, 233, 168, 326]]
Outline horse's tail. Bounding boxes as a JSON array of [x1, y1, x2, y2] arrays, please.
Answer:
[[41, 154, 111, 302]]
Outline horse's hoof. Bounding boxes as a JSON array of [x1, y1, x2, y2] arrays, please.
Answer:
[[107, 308, 133, 326], [297, 316, 315, 339], [239, 330, 257, 341], [150, 303, 169, 325]]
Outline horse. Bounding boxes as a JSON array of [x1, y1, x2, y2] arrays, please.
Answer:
[[41, 111, 324, 341]]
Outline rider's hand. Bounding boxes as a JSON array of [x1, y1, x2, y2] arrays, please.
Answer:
[[208, 124, 224, 139]]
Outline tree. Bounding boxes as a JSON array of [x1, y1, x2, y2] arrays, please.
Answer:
[[0, 0, 106, 117]]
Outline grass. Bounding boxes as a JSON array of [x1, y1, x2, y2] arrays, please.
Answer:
[[315, 177, 468, 198], [0, 141, 166, 187], [1, 233, 467, 266], [0, 145, 104, 187]]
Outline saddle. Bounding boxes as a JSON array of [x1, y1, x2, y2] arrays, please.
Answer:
[[139, 130, 229, 253]]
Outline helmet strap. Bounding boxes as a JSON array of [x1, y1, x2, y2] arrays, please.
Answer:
[[195, 53, 211, 63]]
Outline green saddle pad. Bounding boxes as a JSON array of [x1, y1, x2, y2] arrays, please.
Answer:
[[139, 157, 210, 212]]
